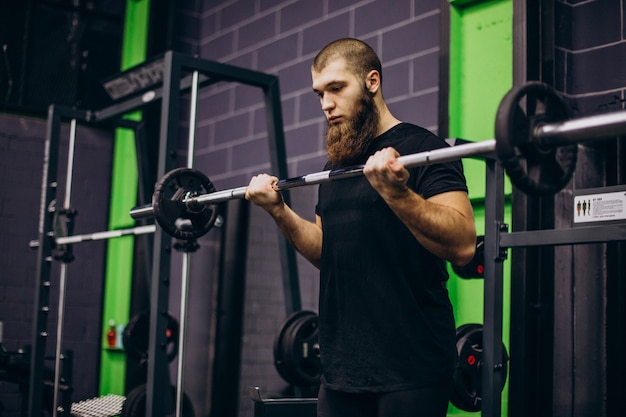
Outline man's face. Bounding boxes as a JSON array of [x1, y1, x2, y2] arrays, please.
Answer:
[[312, 60, 379, 166]]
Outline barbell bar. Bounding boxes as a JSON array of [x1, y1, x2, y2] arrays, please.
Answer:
[[535, 106, 626, 145], [129, 82, 626, 240], [130, 139, 497, 220], [29, 225, 157, 248], [128, 140, 497, 240]]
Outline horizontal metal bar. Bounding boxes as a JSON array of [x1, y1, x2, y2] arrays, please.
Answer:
[[499, 224, 626, 248], [536, 109, 626, 146], [277, 139, 497, 190], [129, 139, 496, 220], [194, 186, 248, 204], [176, 52, 278, 89], [93, 73, 214, 122], [128, 205, 156, 220], [399, 138, 496, 166], [29, 225, 156, 248]]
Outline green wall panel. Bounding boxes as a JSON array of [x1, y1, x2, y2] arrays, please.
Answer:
[[99, 0, 150, 396], [446, 0, 512, 415], [449, 0, 513, 200]]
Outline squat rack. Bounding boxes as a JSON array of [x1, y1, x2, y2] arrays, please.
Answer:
[[480, 137, 626, 416], [29, 51, 300, 417]]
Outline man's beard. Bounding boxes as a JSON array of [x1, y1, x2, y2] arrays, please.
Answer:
[[325, 90, 380, 167]]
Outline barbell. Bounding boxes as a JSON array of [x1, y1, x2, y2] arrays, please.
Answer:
[[130, 82, 626, 240]]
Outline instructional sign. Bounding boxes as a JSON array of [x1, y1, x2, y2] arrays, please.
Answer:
[[573, 188, 626, 225]]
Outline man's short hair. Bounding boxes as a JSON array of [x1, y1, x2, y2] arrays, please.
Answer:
[[312, 38, 383, 84]]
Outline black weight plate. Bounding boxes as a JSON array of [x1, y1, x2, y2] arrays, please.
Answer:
[[122, 311, 179, 364], [287, 312, 321, 385], [152, 168, 219, 240], [452, 236, 485, 279], [455, 323, 482, 342], [52, 208, 76, 262], [495, 82, 577, 195], [450, 324, 509, 413], [451, 325, 484, 412], [276, 311, 321, 386], [273, 310, 321, 386], [120, 383, 195, 417], [120, 384, 144, 417], [273, 311, 310, 382]]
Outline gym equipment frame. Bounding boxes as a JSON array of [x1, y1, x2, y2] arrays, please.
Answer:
[[29, 51, 299, 417]]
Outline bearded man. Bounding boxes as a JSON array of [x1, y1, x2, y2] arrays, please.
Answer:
[[245, 38, 476, 417]]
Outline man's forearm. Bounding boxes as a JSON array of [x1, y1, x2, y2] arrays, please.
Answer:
[[267, 202, 323, 269]]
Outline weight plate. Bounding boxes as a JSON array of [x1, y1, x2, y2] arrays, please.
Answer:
[[120, 383, 195, 417], [52, 207, 76, 262], [122, 311, 179, 364], [273, 310, 321, 387], [452, 236, 485, 279], [450, 324, 509, 413], [152, 168, 219, 240], [495, 82, 578, 195]]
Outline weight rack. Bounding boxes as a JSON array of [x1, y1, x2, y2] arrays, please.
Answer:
[[480, 139, 626, 416], [29, 51, 299, 417]]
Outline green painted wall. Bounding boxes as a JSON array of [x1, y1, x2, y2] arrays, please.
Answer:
[[446, 0, 512, 415], [99, 0, 151, 396]]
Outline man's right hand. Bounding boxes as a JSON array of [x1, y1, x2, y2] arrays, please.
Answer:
[[245, 174, 284, 214]]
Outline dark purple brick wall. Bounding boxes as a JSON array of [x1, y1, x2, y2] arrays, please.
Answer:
[[553, 0, 626, 415], [556, 0, 626, 103]]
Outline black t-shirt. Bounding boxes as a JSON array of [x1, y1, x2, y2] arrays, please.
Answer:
[[315, 123, 468, 392]]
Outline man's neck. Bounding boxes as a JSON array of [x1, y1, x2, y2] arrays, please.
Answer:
[[376, 105, 402, 136]]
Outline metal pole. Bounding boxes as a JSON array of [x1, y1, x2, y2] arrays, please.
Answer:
[[482, 158, 506, 417], [30, 105, 63, 417], [146, 50, 178, 417], [29, 225, 156, 247], [175, 70, 200, 417], [536, 109, 626, 145], [53, 118, 77, 417]]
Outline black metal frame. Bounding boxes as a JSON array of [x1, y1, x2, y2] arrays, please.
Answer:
[[249, 386, 317, 417], [481, 162, 626, 417], [29, 51, 299, 417], [30, 105, 90, 417], [29, 105, 146, 417]]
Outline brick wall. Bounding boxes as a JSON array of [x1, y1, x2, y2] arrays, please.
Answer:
[[555, 0, 626, 112], [173, 1, 444, 416], [552, 0, 626, 415]]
